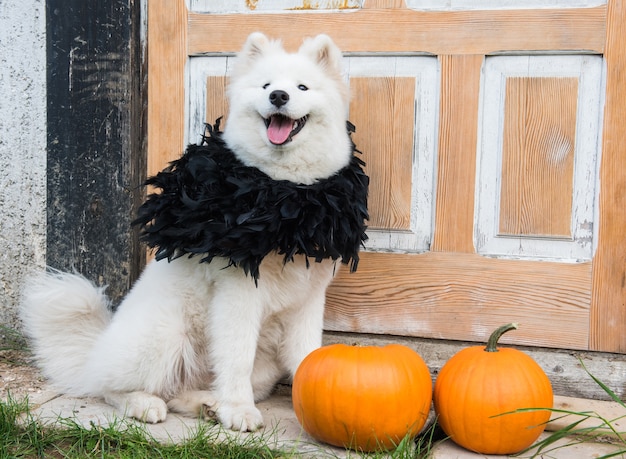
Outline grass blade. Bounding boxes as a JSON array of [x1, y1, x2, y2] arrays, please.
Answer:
[[579, 359, 626, 409]]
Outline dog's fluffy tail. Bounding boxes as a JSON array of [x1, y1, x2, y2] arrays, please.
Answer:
[[20, 270, 113, 395]]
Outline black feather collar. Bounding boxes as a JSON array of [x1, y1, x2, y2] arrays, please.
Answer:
[[133, 123, 369, 282]]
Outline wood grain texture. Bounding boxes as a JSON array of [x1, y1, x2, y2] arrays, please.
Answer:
[[499, 77, 578, 238], [590, 0, 626, 353], [205, 76, 228, 126], [46, 0, 146, 304], [349, 77, 414, 231], [188, 7, 606, 56], [325, 251, 591, 350], [147, 1, 623, 354], [431, 55, 482, 253], [147, 0, 187, 177]]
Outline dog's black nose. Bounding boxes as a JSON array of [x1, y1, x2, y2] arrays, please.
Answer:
[[269, 90, 289, 108]]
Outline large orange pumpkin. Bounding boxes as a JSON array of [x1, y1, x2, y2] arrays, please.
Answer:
[[292, 343, 432, 452], [433, 323, 553, 454]]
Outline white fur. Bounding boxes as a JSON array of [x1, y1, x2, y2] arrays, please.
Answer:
[[20, 33, 352, 432], [223, 33, 351, 184]]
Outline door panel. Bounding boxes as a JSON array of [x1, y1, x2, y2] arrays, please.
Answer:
[[499, 76, 578, 239], [148, 0, 626, 352], [346, 56, 438, 252], [476, 55, 602, 261], [349, 76, 415, 232]]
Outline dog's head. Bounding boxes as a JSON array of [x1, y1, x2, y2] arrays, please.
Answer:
[[222, 33, 352, 184]]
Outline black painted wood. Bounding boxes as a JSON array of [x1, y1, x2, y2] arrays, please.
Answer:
[[46, 0, 146, 305]]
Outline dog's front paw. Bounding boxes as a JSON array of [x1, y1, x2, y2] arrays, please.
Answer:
[[124, 393, 168, 423], [217, 402, 263, 432]]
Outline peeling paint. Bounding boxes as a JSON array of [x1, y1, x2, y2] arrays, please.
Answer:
[[288, 0, 360, 10], [475, 55, 602, 262], [190, 0, 362, 13]]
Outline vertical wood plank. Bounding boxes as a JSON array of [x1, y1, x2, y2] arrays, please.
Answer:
[[349, 77, 414, 231], [499, 77, 578, 238], [431, 55, 483, 252], [205, 76, 228, 127], [46, 0, 145, 303], [147, 0, 187, 176], [590, 0, 626, 352]]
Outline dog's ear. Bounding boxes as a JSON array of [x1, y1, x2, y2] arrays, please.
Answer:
[[238, 32, 280, 64], [299, 34, 343, 74], [241, 32, 270, 60]]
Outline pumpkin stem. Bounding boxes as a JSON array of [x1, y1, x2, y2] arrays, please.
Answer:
[[484, 323, 518, 352]]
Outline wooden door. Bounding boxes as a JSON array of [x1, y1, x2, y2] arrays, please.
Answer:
[[148, 1, 626, 353]]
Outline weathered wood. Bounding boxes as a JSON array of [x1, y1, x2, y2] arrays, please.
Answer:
[[590, 0, 626, 353], [187, 7, 606, 56], [323, 331, 626, 403], [46, 0, 146, 305], [475, 55, 602, 262], [147, 0, 187, 177], [205, 76, 228, 127], [342, 55, 439, 253], [499, 77, 578, 238], [431, 55, 482, 253], [148, 1, 626, 355], [145, 0, 187, 263], [349, 77, 414, 231], [325, 251, 591, 350]]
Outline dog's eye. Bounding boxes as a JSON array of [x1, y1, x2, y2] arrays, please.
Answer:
[[263, 83, 270, 89], [298, 84, 309, 91]]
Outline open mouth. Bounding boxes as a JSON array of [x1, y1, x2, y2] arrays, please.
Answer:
[[265, 114, 308, 145]]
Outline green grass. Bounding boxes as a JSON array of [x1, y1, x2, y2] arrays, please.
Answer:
[[0, 393, 440, 459], [0, 392, 285, 459], [513, 359, 626, 459], [0, 327, 437, 458]]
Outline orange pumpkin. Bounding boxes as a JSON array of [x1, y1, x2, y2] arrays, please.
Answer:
[[292, 343, 432, 452], [433, 323, 553, 454]]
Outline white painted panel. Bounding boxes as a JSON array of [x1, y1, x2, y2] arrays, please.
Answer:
[[475, 55, 604, 262], [345, 56, 439, 253], [187, 56, 232, 145]]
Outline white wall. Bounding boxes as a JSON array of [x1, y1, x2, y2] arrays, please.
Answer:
[[0, 0, 47, 329]]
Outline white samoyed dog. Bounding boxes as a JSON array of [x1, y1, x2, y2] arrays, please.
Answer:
[[20, 33, 358, 432]]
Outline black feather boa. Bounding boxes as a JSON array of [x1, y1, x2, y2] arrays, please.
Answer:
[[133, 123, 369, 282]]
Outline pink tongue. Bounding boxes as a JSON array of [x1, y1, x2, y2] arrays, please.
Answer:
[[267, 116, 294, 144]]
